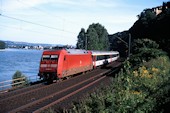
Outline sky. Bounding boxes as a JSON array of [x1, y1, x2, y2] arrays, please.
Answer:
[[0, 0, 169, 46]]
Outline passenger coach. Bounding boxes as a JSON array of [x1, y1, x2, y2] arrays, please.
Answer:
[[91, 51, 119, 68]]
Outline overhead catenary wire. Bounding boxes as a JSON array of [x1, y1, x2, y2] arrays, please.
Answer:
[[0, 14, 76, 34], [16, 0, 64, 20], [0, 0, 80, 45], [16, 0, 82, 27], [0, 23, 75, 40]]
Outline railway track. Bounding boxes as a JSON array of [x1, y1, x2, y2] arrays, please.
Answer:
[[0, 82, 44, 100], [0, 61, 122, 113], [35, 67, 121, 113]]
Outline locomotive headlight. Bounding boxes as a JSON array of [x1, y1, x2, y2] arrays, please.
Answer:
[[51, 64, 57, 67], [40, 64, 47, 67]]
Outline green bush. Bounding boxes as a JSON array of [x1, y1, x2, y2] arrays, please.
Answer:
[[12, 70, 29, 87], [132, 39, 159, 53], [113, 57, 170, 112], [130, 39, 167, 68]]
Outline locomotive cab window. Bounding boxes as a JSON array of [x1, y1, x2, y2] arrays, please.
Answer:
[[42, 55, 50, 60], [51, 55, 58, 61]]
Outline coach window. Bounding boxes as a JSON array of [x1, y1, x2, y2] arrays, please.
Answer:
[[96, 56, 100, 61], [113, 54, 117, 57], [105, 55, 110, 59], [97, 55, 104, 61]]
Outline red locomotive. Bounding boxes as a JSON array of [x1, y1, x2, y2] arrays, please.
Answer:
[[38, 49, 119, 82]]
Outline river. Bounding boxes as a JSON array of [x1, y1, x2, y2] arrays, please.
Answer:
[[0, 49, 43, 82]]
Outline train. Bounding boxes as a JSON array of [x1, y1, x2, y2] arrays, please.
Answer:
[[38, 49, 119, 82]]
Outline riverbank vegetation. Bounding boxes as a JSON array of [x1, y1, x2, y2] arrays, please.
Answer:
[[0, 41, 6, 49]]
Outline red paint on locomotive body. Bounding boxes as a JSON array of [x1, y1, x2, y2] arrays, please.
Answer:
[[38, 49, 93, 81]]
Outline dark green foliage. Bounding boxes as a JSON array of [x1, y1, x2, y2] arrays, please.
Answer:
[[0, 40, 5, 49], [76, 28, 86, 49], [109, 31, 130, 57], [88, 23, 110, 50], [86, 27, 99, 50], [76, 23, 110, 50], [130, 39, 167, 67], [12, 70, 29, 87], [132, 38, 159, 53], [138, 9, 156, 23]]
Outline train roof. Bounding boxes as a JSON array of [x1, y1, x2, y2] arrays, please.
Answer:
[[43, 49, 90, 55], [43, 49, 119, 56], [65, 49, 90, 54], [91, 50, 119, 56]]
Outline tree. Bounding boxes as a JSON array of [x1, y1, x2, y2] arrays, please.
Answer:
[[132, 38, 159, 54], [76, 28, 86, 49], [0, 41, 5, 49], [130, 39, 166, 67], [85, 23, 110, 50], [86, 26, 99, 50], [92, 23, 110, 50], [138, 9, 156, 21]]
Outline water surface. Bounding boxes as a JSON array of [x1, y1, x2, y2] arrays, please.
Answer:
[[0, 49, 43, 82]]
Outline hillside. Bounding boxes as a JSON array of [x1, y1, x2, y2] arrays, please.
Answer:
[[129, 1, 170, 54], [109, 1, 170, 56]]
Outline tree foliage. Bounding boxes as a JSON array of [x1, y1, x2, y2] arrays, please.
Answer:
[[132, 38, 159, 54], [130, 39, 166, 68], [12, 70, 29, 87], [76, 23, 110, 50], [76, 28, 86, 49], [0, 40, 5, 49], [86, 26, 99, 50], [138, 9, 156, 23]]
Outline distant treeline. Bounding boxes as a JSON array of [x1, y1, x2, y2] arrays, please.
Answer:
[[0, 41, 5, 49]]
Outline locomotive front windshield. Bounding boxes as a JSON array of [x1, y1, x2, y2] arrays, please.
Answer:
[[51, 55, 58, 60], [42, 55, 58, 61]]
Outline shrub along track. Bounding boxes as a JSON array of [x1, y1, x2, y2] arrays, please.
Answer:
[[0, 61, 122, 113]]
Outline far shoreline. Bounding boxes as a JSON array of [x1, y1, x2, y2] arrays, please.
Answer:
[[0, 49, 5, 51], [0, 48, 43, 52]]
